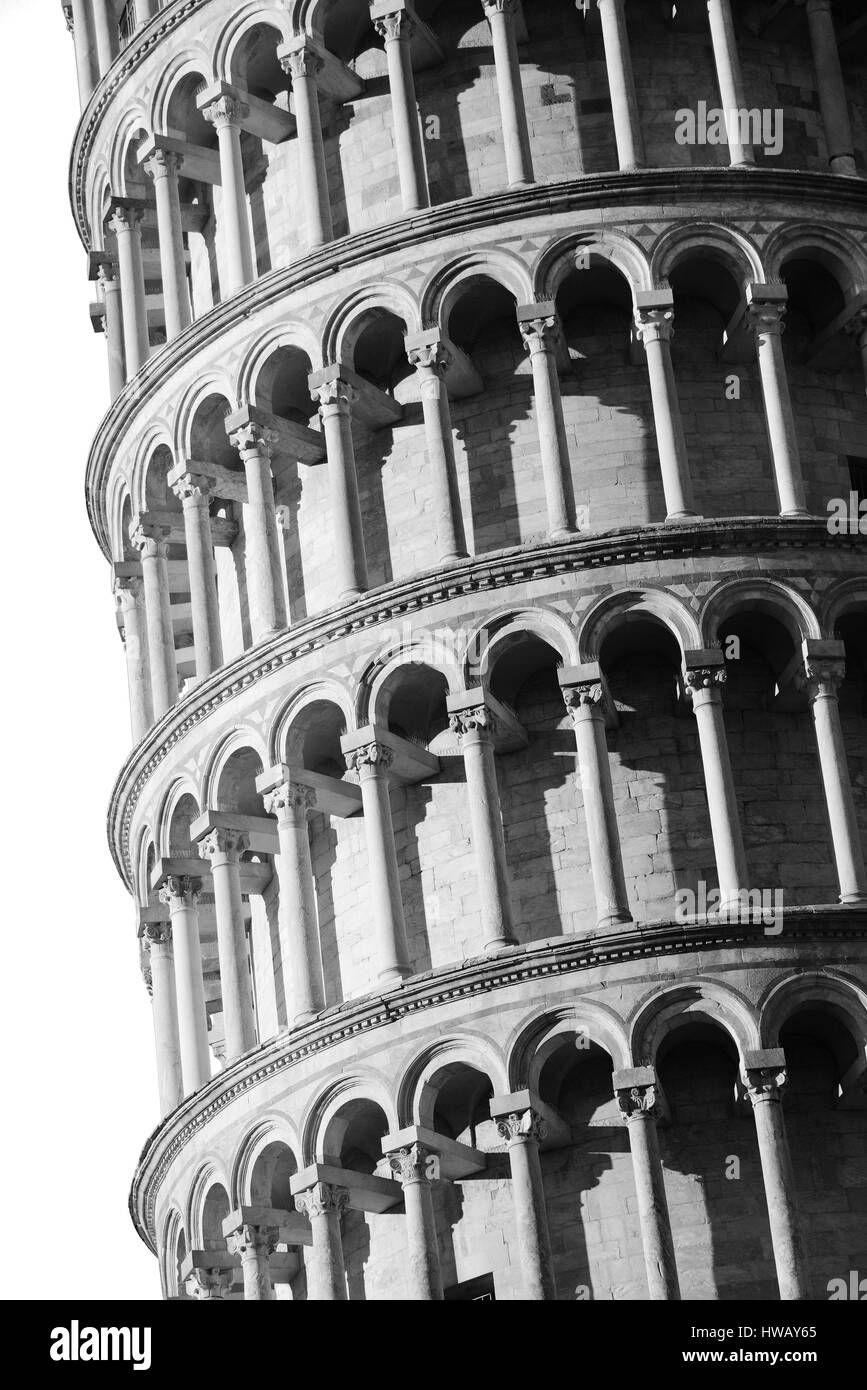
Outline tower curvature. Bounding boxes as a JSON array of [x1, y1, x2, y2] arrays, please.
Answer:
[[64, 0, 867, 1302]]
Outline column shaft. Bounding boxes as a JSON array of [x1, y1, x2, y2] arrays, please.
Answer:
[[562, 676, 632, 929], [686, 672, 748, 911], [806, 0, 857, 176], [144, 926, 183, 1117], [69, 0, 100, 105], [496, 1114, 556, 1301], [376, 14, 429, 212], [173, 477, 223, 678], [707, 0, 754, 165], [145, 149, 192, 340], [483, 0, 534, 187], [519, 312, 574, 537], [202, 98, 255, 293], [346, 745, 411, 983], [109, 204, 150, 377], [749, 300, 808, 517], [407, 342, 466, 563], [450, 711, 516, 951], [227, 1226, 277, 1301], [618, 1090, 680, 1300], [133, 527, 178, 718], [314, 381, 369, 598], [387, 1146, 443, 1300], [264, 783, 325, 1024], [597, 0, 644, 170], [745, 1065, 810, 1301], [800, 659, 867, 903], [100, 271, 126, 400], [295, 1185, 348, 1300], [282, 49, 333, 247], [198, 830, 257, 1061], [635, 307, 697, 520], [115, 577, 153, 742], [160, 879, 210, 1094], [228, 423, 288, 639], [91, 0, 119, 74]]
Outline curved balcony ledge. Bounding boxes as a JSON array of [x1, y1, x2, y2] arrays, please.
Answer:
[[83, 168, 867, 557], [106, 516, 862, 891], [128, 905, 867, 1252]]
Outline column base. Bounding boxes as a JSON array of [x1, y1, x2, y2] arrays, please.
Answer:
[[665, 510, 702, 522], [838, 892, 867, 906], [379, 965, 413, 985], [549, 527, 580, 542], [597, 910, 634, 931], [829, 155, 858, 177], [437, 549, 470, 565], [507, 179, 535, 190], [483, 934, 518, 953], [779, 508, 813, 520], [292, 1008, 319, 1026]]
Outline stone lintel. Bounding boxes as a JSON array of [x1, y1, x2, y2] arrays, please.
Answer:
[[308, 362, 403, 427], [180, 1250, 241, 1275], [341, 724, 441, 783], [135, 133, 221, 187], [89, 302, 105, 333], [803, 637, 846, 663], [222, 1205, 314, 1247], [150, 855, 273, 894], [745, 280, 788, 309], [169, 459, 248, 504], [381, 1125, 487, 1178], [743, 1047, 786, 1073], [196, 79, 296, 144], [290, 1162, 403, 1214], [277, 36, 365, 102], [190, 809, 280, 855], [137, 904, 171, 931], [225, 403, 326, 464], [634, 286, 674, 314], [612, 1065, 657, 1091], [130, 508, 185, 545], [515, 298, 557, 325], [446, 688, 529, 752], [256, 762, 363, 818], [683, 647, 725, 673], [369, 0, 445, 69]]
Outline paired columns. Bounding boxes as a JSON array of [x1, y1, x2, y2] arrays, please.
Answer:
[[309, 369, 369, 599], [293, 1183, 349, 1300], [141, 922, 183, 1117], [805, 0, 857, 177], [491, 1093, 556, 1300], [706, 0, 754, 166], [108, 200, 150, 378], [114, 574, 153, 742], [168, 469, 223, 679], [258, 765, 326, 1025], [196, 828, 258, 1062], [614, 1068, 680, 1301], [278, 44, 334, 248], [226, 410, 289, 639], [596, 0, 644, 170], [559, 665, 632, 930], [796, 641, 867, 905], [405, 331, 467, 563], [634, 290, 698, 521], [517, 303, 577, 538], [141, 144, 192, 342], [341, 736, 412, 983], [481, 0, 534, 188], [742, 1050, 811, 1300], [746, 284, 809, 518], [682, 650, 749, 913], [199, 93, 255, 293], [373, 5, 430, 212], [157, 875, 210, 1094], [129, 520, 178, 719]]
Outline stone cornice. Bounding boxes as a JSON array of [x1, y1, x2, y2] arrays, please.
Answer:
[[83, 169, 867, 558], [106, 519, 863, 893], [128, 909, 867, 1252]]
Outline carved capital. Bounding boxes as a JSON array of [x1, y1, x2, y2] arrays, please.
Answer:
[[143, 147, 184, 181], [226, 1224, 279, 1260], [294, 1182, 350, 1220], [743, 1066, 787, 1105], [407, 339, 451, 376], [159, 875, 202, 907], [142, 921, 172, 950], [387, 1143, 436, 1185], [374, 11, 416, 42], [795, 657, 845, 702], [496, 1109, 547, 1145], [844, 307, 867, 342], [561, 681, 604, 724], [188, 1268, 233, 1300], [114, 574, 144, 609], [228, 421, 278, 459], [201, 95, 250, 130], [281, 46, 324, 82], [107, 202, 144, 236], [130, 521, 171, 558], [312, 377, 355, 413], [616, 1083, 658, 1121], [62, 3, 74, 34], [519, 314, 560, 355], [197, 827, 250, 862], [140, 959, 153, 995], [449, 703, 497, 739], [344, 741, 395, 775], [263, 780, 317, 820], [634, 307, 675, 345], [481, 0, 519, 16], [171, 471, 215, 505], [683, 665, 726, 697], [747, 301, 786, 341]]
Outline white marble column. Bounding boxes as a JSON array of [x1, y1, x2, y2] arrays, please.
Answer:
[[448, 701, 517, 952], [169, 471, 223, 679], [517, 304, 576, 538], [158, 875, 211, 1094], [142, 146, 192, 341], [200, 94, 255, 293], [481, 0, 534, 187], [67, 0, 100, 106], [279, 44, 333, 247], [805, 0, 857, 176], [130, 521, 178, 718], [310, 374, 369, 599], [797, 644, 867, 904], [844, 307, 867, 393], [108, 201, 150, 377], [706, 0, 754, 166], [386, 1143, 444, 1300], [294, 1183, 349, 1300], [114, 575, 153, 742], [742, 1051, 811, 1300], [260, 772, 326, 1025], [747, 288, 809, 518], [94, 256, 126, 399], [226, 1222, 278, 1301], [197, 828, 258, 1061], [614, 1068, 680, 1300], [405, 333, 466, 563], [343, 740, 412, 983], [634, 295, 698, 520], [142, 922, 183, 1117], [138, 0, 160, 21], [560, 665, 633, 929], [91, 0, 118, 75], [493, 1104, 556, 1300], [373, 8, 429, 212], [227, 416, 288, 640], [596, 0, 644, 170], [683, 651, 749, 913]]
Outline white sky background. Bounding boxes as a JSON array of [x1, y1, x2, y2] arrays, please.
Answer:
[[0, 0, 159, 1299]]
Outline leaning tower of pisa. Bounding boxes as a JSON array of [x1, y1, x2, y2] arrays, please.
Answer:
[[65, 0, 866, 1302]]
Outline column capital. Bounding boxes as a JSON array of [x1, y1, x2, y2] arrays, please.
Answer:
[[107, 199, 146, 236], [113, 573, 144, 605], [159, 875, 202, 907], [197, 827, 250, 862], [200, 94, 250, 131], [225, 1223, 279, 1259], [373, 7, 416, 43], [142, 146, 184, 181], [634, 305, 674, 344], [261, 777, 318, 820], [613, 1066, 662, 1121], [87, 248, 118, 284], [280, 43, 324, 82], [343, 740, 395, 775], [448, 699, 498, 740], [294, 1181, 350, 1219], [62, 2, 74, 34], [405, 330, 451, 375], [516, 300, 561, 354], [481, 0, 519, 16], [141, 921, 172, 950], [682, 648, 727, 703], [130, 518, 172, 557], [494, 1108, 547, 1145], [188, 1268, 234, 1300], [795, 638, 846, 701], [741, 1048, 787, 1105], [558, 662, 614, 725], [308, 365, 356, 413], [169, 469, 216, 505], [226, 407, 279, 460], [386, 1142, 437, 1185]]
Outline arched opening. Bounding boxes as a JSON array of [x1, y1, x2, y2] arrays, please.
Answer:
[[165, 73, 219, 313], [249, 1139, 299, 1210], [142, 444, 196, 691], [229, 23, 288, 275], [188, 392, 248, 659], [174, 1227, 187, 1300], [201, 1181, 231, 1253], [668, 254, 773, 517], [835, 609, 867, 852]]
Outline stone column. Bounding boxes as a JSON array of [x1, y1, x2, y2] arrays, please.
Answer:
[[405, 334, 466, 563], [108, 202, 150, 377], [260, 775, 326, 1025], [68, 0, 100, 105], [227, 418, 288, 640], [797, 645, 867, 904], [95, 258, 126, 399], [518, 305, 576, 539], [706, 0, 754, 166], [158, 876, 210, 1094], [142, 147, 192, 341], [494, 1107, 556, 1301], [386, 1143, 444, 1301], [226, 1222, 278, 1301], [91, 0, 119, 75], [747, 290, 809, 518], [311, 375, 369, 599], [844, 307, 867, 393], [742, 1051, 811, 1300], [201, 95, 255, 293], [294, 1183, 349, 1300], [343, 741, 412, 983], [197, 829, 257, 1061], [614, 1068, 680, 1301], [188, 1269, 234, 1300], [448, 702, 517, 952], [130, 521, 178, 718], [114, 575, 153, 742], [142, 922, 183, 1117], [138, 0, 160, 21], [805, 0, 857, 176], [481, 0, 534, 187], [374, 10, 430, 212], [170, 472, 223, 679], [279, 45, 333, 247], [560, 666, 633, 929], [634, 296, 698, 520], [683, 651, 749, 913], [596, 0, 644, 170]]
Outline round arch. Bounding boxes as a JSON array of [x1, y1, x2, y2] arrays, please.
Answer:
[[465, 606, 579, 689], [175, 373, 239, 463], [534, 229, 653, 303], [421, 249, 534, 331], [236, 321, 323, 406], [231, 1116, 303, 1207], [506, 1003, 631, 1091], [577, 589, 701, 665], [759, 971, 867, 1053], [699, 577, 822, 650], [360, 641, 464, 729], [324, 282, 423, 366], [763, 224, 867, 299], [396, 1035, 509, 1128], [628, 980, 760, 1067], [201, 727, 269, 812], [150, 49, 216, 136], [301, 1071, 398, 1165], [651, 222, 765, 286], [269, 680, 355, 766], [213, 4, 295, 83]]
